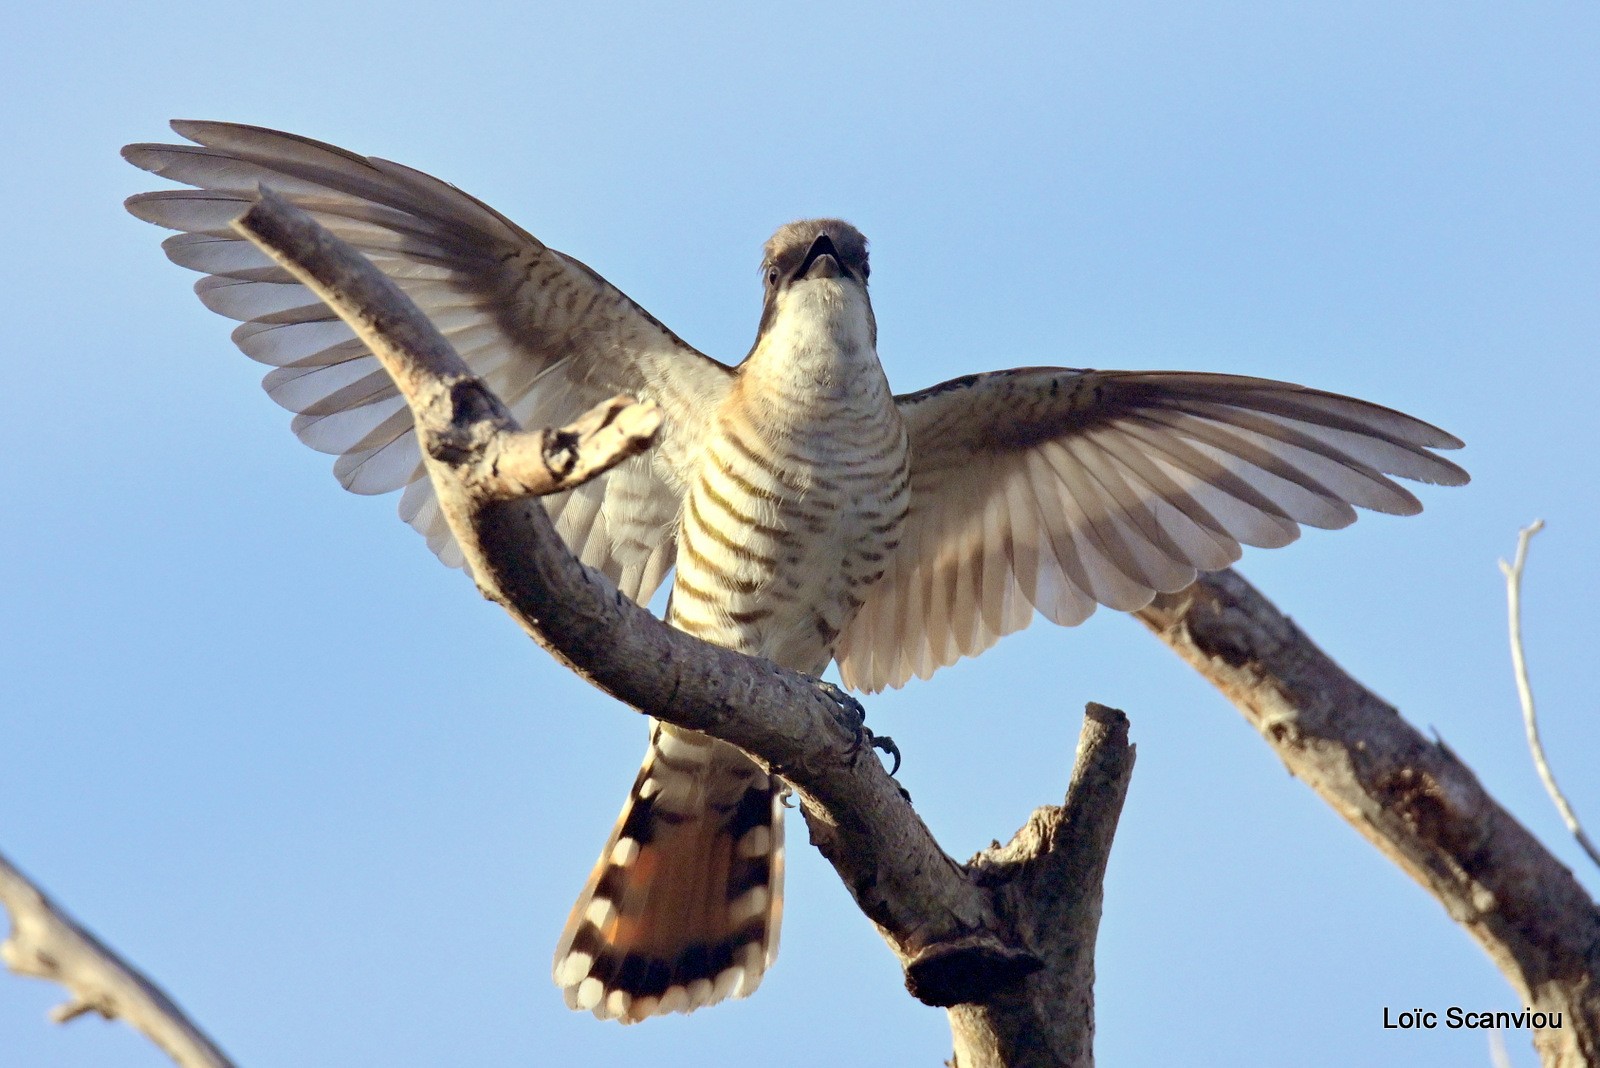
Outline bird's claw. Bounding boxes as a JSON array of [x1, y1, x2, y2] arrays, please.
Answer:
[[815, 679, 902, 778], [816, 679, 865, 730], [872, 732, 903, 777]]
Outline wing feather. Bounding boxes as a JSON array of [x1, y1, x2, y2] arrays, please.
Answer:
[[126, 121, 735, 601], [835, 368, 1466, 692]]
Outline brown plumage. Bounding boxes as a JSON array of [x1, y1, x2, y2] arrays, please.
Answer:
[[124, 121, 1468, 1022]]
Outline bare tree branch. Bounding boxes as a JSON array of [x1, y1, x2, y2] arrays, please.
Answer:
[[1500, 520, 1600, 871], [950, 702, 1136, 1068], [1136, 570, 1600, 1068], [0, 849, 235, 1068], [230, 187, 1134, 1062]]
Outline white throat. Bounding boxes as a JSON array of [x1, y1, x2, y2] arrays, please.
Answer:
[[750, 278, 877, 397]]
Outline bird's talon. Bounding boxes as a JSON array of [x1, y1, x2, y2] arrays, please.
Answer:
[[873, 733, 903, 777], [815, 679, 866, 731], [815, 680, 903, 776]]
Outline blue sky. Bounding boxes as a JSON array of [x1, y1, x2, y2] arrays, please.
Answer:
[[3, 3, 1596, 1066]]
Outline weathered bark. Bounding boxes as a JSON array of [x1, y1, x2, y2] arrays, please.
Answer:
[[950, 703, 1135, 1067], [1136, 570, 1600, 1068]]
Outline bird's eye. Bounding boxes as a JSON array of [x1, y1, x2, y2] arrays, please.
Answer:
[[765, 266, 779, 288]]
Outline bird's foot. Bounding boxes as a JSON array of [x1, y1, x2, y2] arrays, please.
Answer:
[[817, 678, 866, 731], [815, 679, 903, 778]]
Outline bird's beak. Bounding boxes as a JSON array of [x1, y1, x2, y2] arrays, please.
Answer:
[[797, 233, 850, 280]]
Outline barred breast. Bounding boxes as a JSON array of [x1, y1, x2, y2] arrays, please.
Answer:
[[670, 365, 911, 673]]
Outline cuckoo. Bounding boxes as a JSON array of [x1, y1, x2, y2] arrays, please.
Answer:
[[124, 122, 1468, 1025]]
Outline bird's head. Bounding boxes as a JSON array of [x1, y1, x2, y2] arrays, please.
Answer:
[[751, 219, 874, 355]]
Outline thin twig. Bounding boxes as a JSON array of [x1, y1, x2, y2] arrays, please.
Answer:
[[1488, 1029, 1514, 1068], [0, 849, 234, 1068], [1500, 520, 1600, 870]]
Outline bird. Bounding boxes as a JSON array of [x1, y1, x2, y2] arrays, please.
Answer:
[[123, 121, 1468, 1025]]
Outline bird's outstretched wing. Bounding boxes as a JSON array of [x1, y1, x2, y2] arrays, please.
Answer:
[[125, 121, 733, 601], [834, 368, 1467, 692]]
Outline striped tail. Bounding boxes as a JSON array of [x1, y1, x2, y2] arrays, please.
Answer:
[[553, 720, 784, 1023]]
